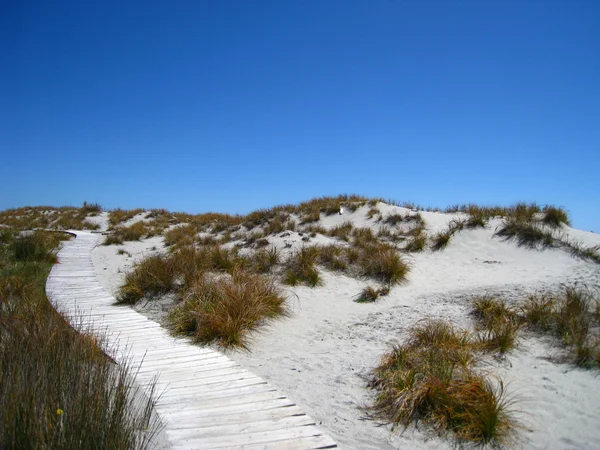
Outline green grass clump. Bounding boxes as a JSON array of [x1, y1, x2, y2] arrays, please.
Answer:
[[466, 213, 488, 229], [352, 227, 378, 248], [81, 201, 102, 214], [542, 206, 570, 228], [117, 254, 177, 304], [169, 271, 287, 350], [10, 231, 65, 263], [283, 246, 322, 287], [369, 320, 518, 447], [0, 230, 160, 449], [520, 294, 555, 331]]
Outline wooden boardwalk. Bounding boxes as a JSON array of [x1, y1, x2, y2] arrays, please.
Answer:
[[46, 231, 337, 450]]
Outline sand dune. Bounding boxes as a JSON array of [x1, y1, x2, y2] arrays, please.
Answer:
[[89, 202, 600, 449]]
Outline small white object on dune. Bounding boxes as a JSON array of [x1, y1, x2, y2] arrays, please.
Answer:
[[339, 207, 344, 215]]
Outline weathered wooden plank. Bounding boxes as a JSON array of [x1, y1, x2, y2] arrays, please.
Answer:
[[167, 425, 329, 449], [166, 415, 315, 443], [161, 398, 298, 421], [216, 435, 338, 450]]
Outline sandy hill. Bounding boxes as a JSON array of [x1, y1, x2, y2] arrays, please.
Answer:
[[2, 196, 599, 449]]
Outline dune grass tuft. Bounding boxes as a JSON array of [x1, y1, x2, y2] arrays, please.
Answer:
[[357, 243, 409, 285], [283, 246, 322, 287], [168, 271, 286, 350], [431, 230, 453, 251], [369, 319, 518, 447], [117, 254, 177, 304], [355, 285, 391, 303], [495, 220, 556, 249], [542, 206, 571, 228]]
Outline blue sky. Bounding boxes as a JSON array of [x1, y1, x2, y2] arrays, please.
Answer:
[[2, 1, 599, 230]]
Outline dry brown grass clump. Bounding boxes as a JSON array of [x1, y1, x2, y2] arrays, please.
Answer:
[[328, 221, 354, 241], [404, 232, 427, 252], [168, 271, 287, 350], [117, 254, 177, 304], [283, 246, 322, 287], [104, 221, 150, 245], [471, 296, 521, 354], [369, 320, 518, 447], [164, 224, 198, 247], [318, 245, 349, 272], [108, 208, 146, 227], [356, 243, 409, 285], [355, 285, 390, 303], [250, 246, 279, 274]]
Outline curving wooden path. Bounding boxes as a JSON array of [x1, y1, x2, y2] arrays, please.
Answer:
[[46, 231, 337, 450]]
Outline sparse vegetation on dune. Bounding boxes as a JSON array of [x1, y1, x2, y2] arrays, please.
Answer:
[[469, 288, 600, 369], [108, 208, 146, 227], [0, 230, 160, 449], [0, 206, 101, 231], [104, 221, 151, 245], [369, 320, 519, 447], [495, 219, 600, 264]]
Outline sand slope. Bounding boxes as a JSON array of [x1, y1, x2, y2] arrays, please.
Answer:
[[91, 204, 600, 449]]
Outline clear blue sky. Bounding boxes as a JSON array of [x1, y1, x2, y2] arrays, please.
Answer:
[[2, 1, 599, 230]]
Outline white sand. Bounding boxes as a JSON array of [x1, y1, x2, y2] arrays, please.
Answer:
[[91, 204, 600, 449]]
